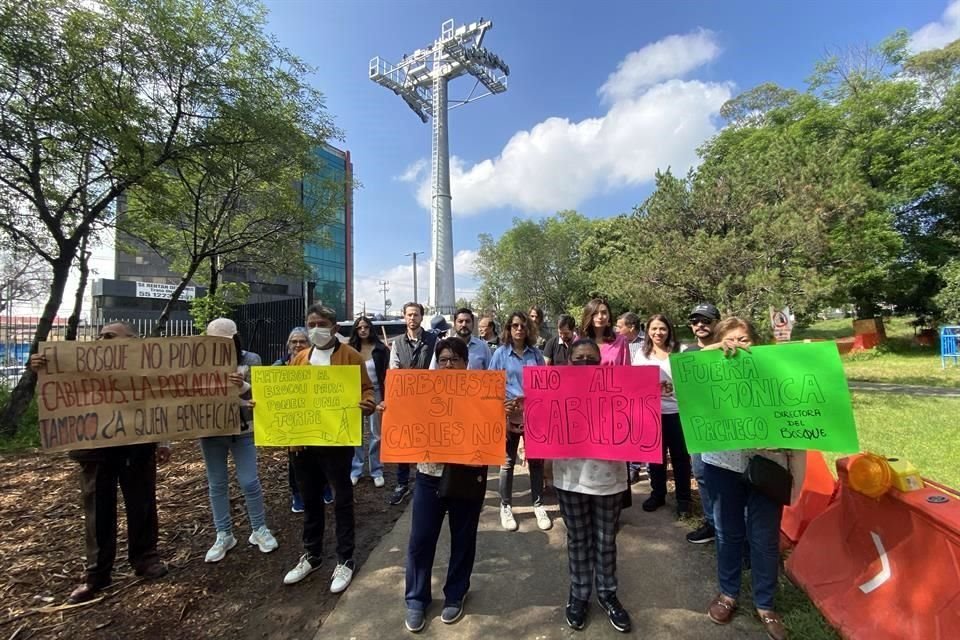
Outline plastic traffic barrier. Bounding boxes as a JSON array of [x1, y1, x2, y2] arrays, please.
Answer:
[[780, 451, 837, 546]]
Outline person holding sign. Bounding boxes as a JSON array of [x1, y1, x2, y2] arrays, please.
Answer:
[[379, 338, 489, 633], [200, 319, 278, 564], [28, 322, 169, 604], [700, 317, 804, 640], [553, 338, 632, 633], [348, 316, 388, 488], [283, 304, 376, 592], [488, 310, 551, 532], [632, 314, 692, 516]]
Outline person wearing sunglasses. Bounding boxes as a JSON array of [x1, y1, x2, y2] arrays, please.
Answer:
[[488, 310, 550, 532]]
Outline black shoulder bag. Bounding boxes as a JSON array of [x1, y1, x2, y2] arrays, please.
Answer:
[[438, 464, 488, 501], [742, 454, 793, 506]]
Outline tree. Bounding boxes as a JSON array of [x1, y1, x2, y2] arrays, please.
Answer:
[[189, 282, 249, 330], [0, 245, 50, 314], [0, 0, 328, 435]]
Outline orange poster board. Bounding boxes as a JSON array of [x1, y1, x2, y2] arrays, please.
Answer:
[[381, 369, 507, 465]]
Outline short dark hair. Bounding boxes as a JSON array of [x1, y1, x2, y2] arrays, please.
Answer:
[[403, 301, 424, 316], [306, 303, 337, 323], [454, 307, 475, 322], [500, 310, 537, 348], [435, 337, 469, 362], [557, 314, 576, 331], [570, 337, 601, 358], [619, 312, 640, 329]]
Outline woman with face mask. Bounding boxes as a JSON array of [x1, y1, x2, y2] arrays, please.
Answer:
[[553, 338, 632, 634], [200, 318, 277, 564], [631, 314, 692, 516]]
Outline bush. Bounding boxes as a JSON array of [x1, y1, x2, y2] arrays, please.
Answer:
[[0, 386, 40, 452]]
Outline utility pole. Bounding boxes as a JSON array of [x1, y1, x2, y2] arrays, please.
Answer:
[[406, 251, 424, 304], [370, 19, 510, 315], [378, 280, 390, 316]]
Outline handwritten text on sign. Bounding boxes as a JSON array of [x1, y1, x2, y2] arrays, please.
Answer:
[[671, 342, 859, 453], [36, 337, 240, 452], [381, 370, 507, 465], [523, 366, 663, 462], [251, 365, 362, 446]]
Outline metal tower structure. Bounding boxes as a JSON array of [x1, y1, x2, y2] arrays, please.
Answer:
[[370, 18, 510, 315]]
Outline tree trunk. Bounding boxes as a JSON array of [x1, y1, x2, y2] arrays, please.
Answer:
[[65, 239, 91, 341], [208, 255, 219, 299], [0, 257, 71, 437], [152, 260, 203, 337]]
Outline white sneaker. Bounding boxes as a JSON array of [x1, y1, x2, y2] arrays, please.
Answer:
[[534, 505, 553, 531], [284, 554, 321, 585], [330, 559, 355, 593], [373, 476, 385, 488], [500, 504, 518, 531], [204, 531, 237, 563], [249, 526, 278, 553]]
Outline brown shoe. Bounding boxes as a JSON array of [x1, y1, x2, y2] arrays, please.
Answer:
[[758, 610, 787, 640], [135, 562, 168, 580], [707, 594, 737, 624], [67, 583, 103, 605]]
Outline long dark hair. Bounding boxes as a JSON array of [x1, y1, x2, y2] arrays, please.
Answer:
[[642, 313, 680, 357], [500, 310, 537, 349], [349, 315, 383, 351], [580, 298, 615, 343], [435, 337, 469, 362]]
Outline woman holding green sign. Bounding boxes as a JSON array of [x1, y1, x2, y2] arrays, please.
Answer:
[[701, 317, 805, 640]]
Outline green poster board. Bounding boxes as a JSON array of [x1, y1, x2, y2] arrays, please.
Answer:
[[671, 342, 859, 453]]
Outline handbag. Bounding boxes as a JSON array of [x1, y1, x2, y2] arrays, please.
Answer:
[[438, 464, 488, 501], [742, 454, 793, 506]]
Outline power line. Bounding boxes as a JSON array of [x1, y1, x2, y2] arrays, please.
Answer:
[[378, 280, 390, 316]]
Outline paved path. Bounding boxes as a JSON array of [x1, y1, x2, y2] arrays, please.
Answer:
[[848, 380, 960, 397], [318, 471, 768, 639]]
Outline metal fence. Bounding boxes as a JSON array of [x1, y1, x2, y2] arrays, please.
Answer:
[[231, 297, 306, 366]]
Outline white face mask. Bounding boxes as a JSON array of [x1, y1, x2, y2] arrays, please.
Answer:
[[309, 327, 332, 346]]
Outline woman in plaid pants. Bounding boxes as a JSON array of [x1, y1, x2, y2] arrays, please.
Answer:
[[552, 338, 632, 633]]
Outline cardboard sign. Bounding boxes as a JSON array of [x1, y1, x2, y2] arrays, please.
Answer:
[[36, 337, 241, 452], [381, 369, 507, 465], [251, 365, 362, 446], [671, 342, 859, 453], [522, 366, 663, 462]]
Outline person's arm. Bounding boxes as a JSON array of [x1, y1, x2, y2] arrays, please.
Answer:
[[428, 350, 438, 370], [356, 351, 376, 415], [389, 345, 400, 369]]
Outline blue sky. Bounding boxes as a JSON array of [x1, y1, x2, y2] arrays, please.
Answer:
[[77, 0, 960, 319]]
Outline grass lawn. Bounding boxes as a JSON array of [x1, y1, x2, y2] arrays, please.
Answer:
[[793, 317, 960, 388]]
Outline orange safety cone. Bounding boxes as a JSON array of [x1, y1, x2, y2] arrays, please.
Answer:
[[786, 456, 960, 640], [781, 451, 836, 546]]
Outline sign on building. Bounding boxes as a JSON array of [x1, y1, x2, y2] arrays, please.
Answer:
[[136, 281, 196, 300]]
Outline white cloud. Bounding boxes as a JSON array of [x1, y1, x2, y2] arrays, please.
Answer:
[[396, 159, 427, 183], [353, 252, 479, 316], [403, 30, 732, 216], [599, 29, 721, 102], [910, 0, 960, 52]]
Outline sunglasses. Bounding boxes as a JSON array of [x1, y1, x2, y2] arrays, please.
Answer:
[[689, 316, 713, 326], [510, 323, 526, 329]]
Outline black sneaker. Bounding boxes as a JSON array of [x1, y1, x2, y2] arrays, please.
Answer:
[[686, 521, 716, 544], [641, 495, 665, 512], [597, 592, 631, 633], [565, 594, 588, 631], [388, 484, 410, 506]]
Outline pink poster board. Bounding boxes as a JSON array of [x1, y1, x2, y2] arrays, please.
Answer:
[[522, 365, 663, 462]]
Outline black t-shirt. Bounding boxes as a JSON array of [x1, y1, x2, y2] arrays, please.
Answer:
[[543, 335, 572, 365]]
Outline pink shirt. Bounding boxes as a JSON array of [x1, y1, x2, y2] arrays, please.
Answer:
[[599, 334, 630, 366]]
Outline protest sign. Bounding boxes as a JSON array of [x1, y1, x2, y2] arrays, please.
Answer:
[[671, 342, 859, 453], [251, 365, 361, 446], [381, 369, 507, 465], [522, 366, 663, 462], [36, 337, 240, 452]]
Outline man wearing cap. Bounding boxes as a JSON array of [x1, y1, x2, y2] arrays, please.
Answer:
[[29, 322, 169, 604], [387, 302, 438, 505], [683, 303, 721, 544]]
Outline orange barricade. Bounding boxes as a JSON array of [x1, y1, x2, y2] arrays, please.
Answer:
[[780, 451, 837, 546], [786, 456, 960, 640]]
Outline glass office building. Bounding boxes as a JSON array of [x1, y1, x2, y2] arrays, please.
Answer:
[[304, 144, 354, 320]]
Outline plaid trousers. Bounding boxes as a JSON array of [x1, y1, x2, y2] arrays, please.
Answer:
[[556, 488, 623, 601]]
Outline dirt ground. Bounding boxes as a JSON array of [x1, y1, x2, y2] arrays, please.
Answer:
[[0, 446, 405, 639]]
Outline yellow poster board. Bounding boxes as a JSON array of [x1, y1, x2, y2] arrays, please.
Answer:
[[251, 365, 361, 446]]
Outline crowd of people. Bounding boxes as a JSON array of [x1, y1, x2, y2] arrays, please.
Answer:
[[28, 299, 801, 640]]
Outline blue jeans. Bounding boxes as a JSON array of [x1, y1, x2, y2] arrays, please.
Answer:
[[352, 388, 383, 479], [405, 472, 483, 610], [692, 454, 714, 527], [704, 463, 782, 610], [199, 433, 266, 533]]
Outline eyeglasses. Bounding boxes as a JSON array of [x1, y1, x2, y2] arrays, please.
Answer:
[[689, 317, 713, 326], [510, 323, 526, 330], [437, 356, 464, 365]]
